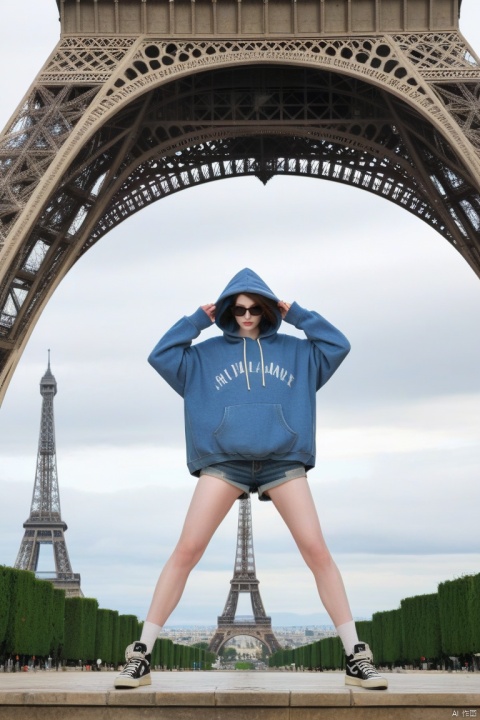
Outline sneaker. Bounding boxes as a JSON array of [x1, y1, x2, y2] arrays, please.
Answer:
[[345, 642, 388, 689], [114, 642, 152, 688]]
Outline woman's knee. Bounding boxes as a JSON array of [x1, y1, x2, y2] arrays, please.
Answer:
[[301, 542, 334, 572], [171, 539, 206, 570]]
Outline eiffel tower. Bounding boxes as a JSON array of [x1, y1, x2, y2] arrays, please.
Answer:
[[1, 0, 480, 402], [14, 353, 83, 598], [209, 496, 281, 655]]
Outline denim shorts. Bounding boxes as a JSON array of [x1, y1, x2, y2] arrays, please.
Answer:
[[199, 460, 306, 501]]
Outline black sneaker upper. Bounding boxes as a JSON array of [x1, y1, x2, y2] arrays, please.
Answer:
[[346, 643, 382, 681]]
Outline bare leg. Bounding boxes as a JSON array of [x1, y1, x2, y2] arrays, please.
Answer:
[[145, 474, 242, 626], [268, 476, 353, 627]]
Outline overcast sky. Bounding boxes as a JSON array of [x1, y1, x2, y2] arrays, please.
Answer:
[[1, 1, 480, 630]]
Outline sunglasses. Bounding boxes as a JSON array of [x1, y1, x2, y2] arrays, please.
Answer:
[[233, 305, 263, 317]]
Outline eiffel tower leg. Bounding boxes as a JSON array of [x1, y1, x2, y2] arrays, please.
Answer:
[[251, 589, 268, 620], [208, 630, 226, 655], [220, 587, 240, 621], [2, 28, 480, 401], [53, 530, 74, 576], [14, 531, 37, 571]]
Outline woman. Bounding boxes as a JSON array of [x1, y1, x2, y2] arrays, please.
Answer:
[[114, 268, 387, 690]]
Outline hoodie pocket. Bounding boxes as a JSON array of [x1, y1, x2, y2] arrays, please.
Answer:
[[214, 403, 297, 458]]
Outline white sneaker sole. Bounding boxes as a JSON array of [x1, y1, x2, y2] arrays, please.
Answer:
[[114, 673, 152, 689], [345, 675, 388, 689]]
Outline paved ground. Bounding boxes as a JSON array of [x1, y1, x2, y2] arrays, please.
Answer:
[[0, 668, 479, 694], [0, 670, 479, 720]]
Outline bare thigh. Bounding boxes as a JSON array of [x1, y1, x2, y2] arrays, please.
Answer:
[[267, 476, 330, 558], [174, 473, 244, 557]]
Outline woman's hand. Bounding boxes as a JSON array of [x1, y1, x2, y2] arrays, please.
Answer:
[[201, 303, 216, 322], [277, 300, 291, 319]]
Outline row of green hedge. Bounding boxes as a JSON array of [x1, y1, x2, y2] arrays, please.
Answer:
[[272, 635, 346, 671], [269, 573, 480, 669], [0, 566, 215, 668]]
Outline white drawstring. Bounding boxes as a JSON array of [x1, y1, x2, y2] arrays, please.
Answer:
[[243, 337, 265, 390], [257, 338, 266, 387], [243, 338, 251, 391]]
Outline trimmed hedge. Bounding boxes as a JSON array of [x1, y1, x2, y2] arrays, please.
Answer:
[[372, 608, 403, 664], [95, 609, 117, 664], [64, 596, 99, 661], [2, 565, 479, 670], [401, 593, 441, 662], [269, 573, 480, 669], [0, 566, 214, 668], [438, 575, 476, 655], [0, 567, 13, 649], [50, 588, 65, 658]]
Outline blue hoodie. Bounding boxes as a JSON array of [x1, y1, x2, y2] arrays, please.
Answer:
[[148, 268, 350, 475]]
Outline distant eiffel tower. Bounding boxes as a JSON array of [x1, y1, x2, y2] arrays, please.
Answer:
[[209, 496, 281, 655], [14, 353, 82, 598]]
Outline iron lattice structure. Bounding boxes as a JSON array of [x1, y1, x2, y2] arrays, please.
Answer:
[[1, 0, 480, 400], [14, 354, 82, 598], [209, 496, 281, 655]]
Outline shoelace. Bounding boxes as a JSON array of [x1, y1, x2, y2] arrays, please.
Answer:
[[356, 659, 380, 677], [120, 657, 145, 677]]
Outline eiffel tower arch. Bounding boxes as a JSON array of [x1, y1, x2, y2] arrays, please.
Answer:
[[1, 0, 480, 402]]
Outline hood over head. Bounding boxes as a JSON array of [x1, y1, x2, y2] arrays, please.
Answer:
[[215, 268, 281, 338]]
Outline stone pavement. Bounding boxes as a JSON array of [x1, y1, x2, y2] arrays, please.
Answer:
[[0, 669, 479, 719]]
